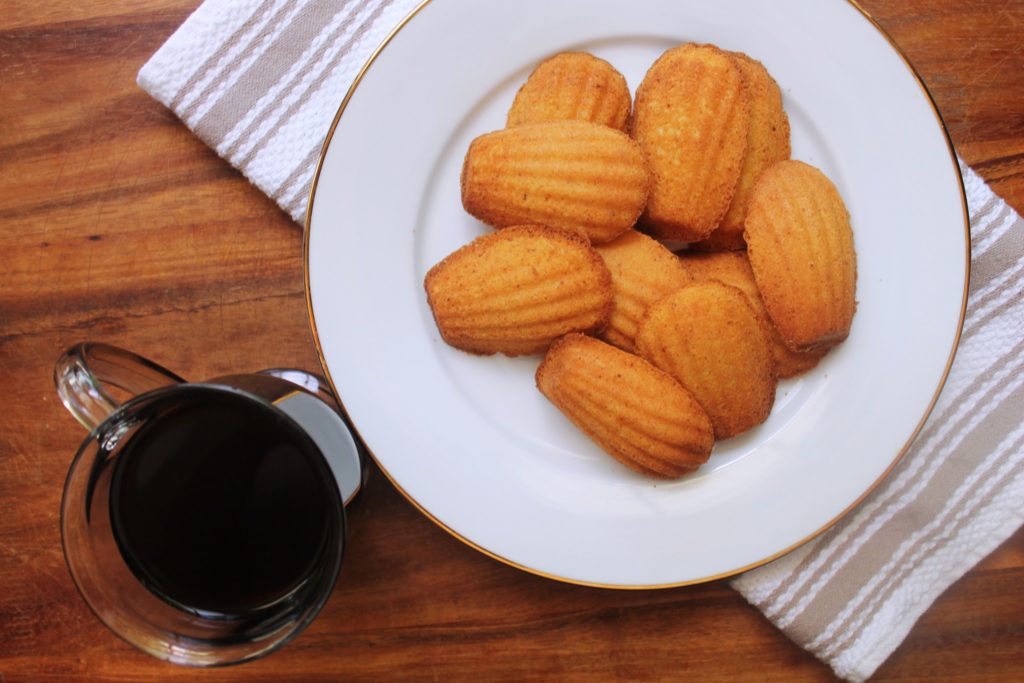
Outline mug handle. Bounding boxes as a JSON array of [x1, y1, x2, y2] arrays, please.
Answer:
[[54, 342, 186, 432]]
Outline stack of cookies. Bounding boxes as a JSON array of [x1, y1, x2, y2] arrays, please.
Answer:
[[424, 46, 857, 479]]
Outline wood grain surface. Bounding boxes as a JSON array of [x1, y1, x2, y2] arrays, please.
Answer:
[[1, 1, 1022, 680]]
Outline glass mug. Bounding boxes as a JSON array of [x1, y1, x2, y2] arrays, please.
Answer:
[[55, 342, 363, 666]]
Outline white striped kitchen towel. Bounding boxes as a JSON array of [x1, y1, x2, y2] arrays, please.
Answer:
[[137, 2, 1024, 680], [138, 0, 423, 222]]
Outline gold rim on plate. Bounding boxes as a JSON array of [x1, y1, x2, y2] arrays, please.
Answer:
[[302, 0, 971, 589]]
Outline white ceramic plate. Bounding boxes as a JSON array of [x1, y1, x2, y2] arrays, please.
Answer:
[[305, 0, 968, 587]]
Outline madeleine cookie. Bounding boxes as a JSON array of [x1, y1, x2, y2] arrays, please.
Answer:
[[744, 160, 857, 351], [424, 225, 613, 356], [461, 121, 649, 244], [632, 43, 750, 242], [507, 52, 631, 132], [537, 334, 714, 479], [677, 251, 827, 378], [594, 230, 693, 352], [696, 53, 791, 251], [635, 282, 776, 439]]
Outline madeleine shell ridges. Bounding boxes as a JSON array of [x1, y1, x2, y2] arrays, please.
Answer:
[[424, 225, 613, 356], [677, 250, 828, 378], [507, 51, 632, 132], [461, 120, 650, 244], [594, 230, 693, 352], [744, 160, 857, 351], [696, 52, 791, 251], [632, 43, 750, 242], [536, 333, 714, 479], [635, 282, 777, 439]]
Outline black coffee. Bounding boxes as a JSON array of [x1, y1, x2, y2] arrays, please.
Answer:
[[109, 390, 338, 616]]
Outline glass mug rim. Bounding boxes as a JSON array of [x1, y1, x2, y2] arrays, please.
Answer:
[[60, 364, 347, 667]]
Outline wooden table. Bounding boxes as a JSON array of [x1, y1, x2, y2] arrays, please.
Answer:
[[2, 1, 1022, 680]]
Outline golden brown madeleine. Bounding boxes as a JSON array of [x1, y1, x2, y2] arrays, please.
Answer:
[[424, 225, 613, 356], [594, 231, 692, 352], [744, 160, 857, 351], [461, 121, 649, 244], [635, 282, 776, 439], [536, 334, 714, 479], [507, 52, 631, 132], [632, 43, 750, 242], [677, 251, 827, 378], [695, 53, 791, 251]]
